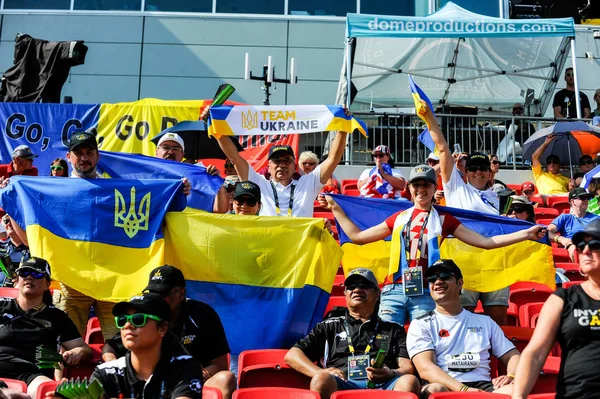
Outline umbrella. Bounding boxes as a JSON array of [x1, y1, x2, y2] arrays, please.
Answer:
[[522, 121, 600, 177], [151, 120, 243, 160]]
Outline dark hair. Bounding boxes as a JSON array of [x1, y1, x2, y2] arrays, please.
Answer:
[[589, 178, 600, 196], [565, 67, 573, 74], [42, 289, 53, 306], [50, 158, 68, 174]]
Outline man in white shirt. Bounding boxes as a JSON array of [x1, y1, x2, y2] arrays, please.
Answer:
[[214, 134, 348, 218], [406, 259, 520, 398]]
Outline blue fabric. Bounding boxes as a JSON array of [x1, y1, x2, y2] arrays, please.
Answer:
[[551, 212, 600, 239], [378, 284, 435, 326], [335, 375, 400, 391]]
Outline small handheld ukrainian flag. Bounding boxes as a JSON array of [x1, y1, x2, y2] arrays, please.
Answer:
[[408, 75, 437, 154]]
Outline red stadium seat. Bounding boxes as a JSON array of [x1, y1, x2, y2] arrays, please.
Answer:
[[501, 326, 534, 352], [204, 386, 224, 399], [331, 275, 345, 296], [531, 195, 545, 206], [234, 388, 319, 399], [332, 390, 418, 398], [509, 286, 552, 309], [550, 201, 570, 214], [551, 247, 570, 263], [237, 350, 312, 390], [63, 343, 103, 380], [474, 302, 518, 325], [519, 302, 545, 328], [429, 393, 510, 398], [527, 394, 556, 398], [536, 218, 554, 226], [36, 381, 59, 399], [341, 179, 358, 193], [561, 281, 582, 289], [534, 207, 559, 219], [0, 287, 18, 298], [343, 189, 361, 197], [555, 262, 585, 281], [546, 196, 569, 208], [507, 184, 522, 194], [323, 296, 346, 317], [313, 212, 335, 223], [0, 379, 27, 393], [530, 356, 560, 394], [85, 317, 103, 344]]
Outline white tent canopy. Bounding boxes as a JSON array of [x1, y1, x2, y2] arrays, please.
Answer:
[[338, 2, 577, 115]]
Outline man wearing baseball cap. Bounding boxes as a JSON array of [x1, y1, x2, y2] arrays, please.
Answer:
[[102, 265, 235, 399], [0, 145, 39, 182], [66, 132, 102, 178], [92, 292, 203, 399], [285, 268, 420, 398], [407, 259, 520, 397], [357, 145, 406, 199]]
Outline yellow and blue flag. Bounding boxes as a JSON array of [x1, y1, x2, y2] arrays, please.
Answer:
[[409, 76, 437, 154], [333, 194, 555, 291]]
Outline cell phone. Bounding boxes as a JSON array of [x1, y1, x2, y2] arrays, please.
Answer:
[[453, 144, 462, 155]]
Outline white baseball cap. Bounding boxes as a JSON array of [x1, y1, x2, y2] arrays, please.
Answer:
[[157, 133, 185, 152], [426, 152, 439, 161]]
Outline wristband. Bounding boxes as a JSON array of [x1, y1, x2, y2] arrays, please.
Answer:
[[459, 385, 469, 392], [566, 244, 573, 250], [554, 236, 560, 244], [507, 374, 515, 380]]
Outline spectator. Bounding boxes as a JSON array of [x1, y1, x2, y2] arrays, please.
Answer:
[[512, 219, 600, 398], [211, 107, 348, 216], [489, 154, 506, 189], [587, 178, 600, 215], [553, 67, 591, 119], [0, 145, 39, 184], [548, 187, 599, 261], [49, 158, 68, 177], [520, 182, 536, 203], [505, 196, 535, 223], [102, 265, 235, 399], [503, 103, 536, 148], [569, 172, 585, 191], [579, 155, 596, 174], [427, 153, 445, 206], [0, 257, 91, 398], [530, 135, 569, 195], [426, 152, 439, 168], [357, 145, 406, 199], [284, 268, 420, 399], [223, 175, 240, 213], [0, 214, 29, 274], [299, 151, 319, 175], [325, 165, 545, 326], [93, 293, 203, 399], [407, 259, 520, 397], [224, 158, 236, 176], [593, 89, 600, 126], [423, 101, 511, 324], [232, 181, 262, 216]]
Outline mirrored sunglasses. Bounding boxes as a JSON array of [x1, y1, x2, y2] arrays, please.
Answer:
[[18, 270, 46, 279], [115, 313, 162, 329], [575, 239, 600, 253]]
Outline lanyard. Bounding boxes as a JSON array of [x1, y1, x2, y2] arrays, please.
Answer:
[[402, 210, 430, 268], [475, 189, 498, 212], [270, 181, 296, 217], [344, 319, 380, 356]]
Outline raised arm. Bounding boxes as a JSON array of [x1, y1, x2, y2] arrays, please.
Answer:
[[325, 196, 392, 244], [531, 135, 553, 168], [453, 223, 546, 250], [319, 131, 348, 184], [419, 100, 453, 184]]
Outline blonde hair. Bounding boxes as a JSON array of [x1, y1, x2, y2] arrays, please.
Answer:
[[299, 151, 319, 165]]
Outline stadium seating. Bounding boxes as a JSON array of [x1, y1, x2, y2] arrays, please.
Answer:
[[519, 302, 545, 328], [330, 275, 345, 296], [561, 281, 581, 289], [323, 296, 346, 317], [507, 184, 521, 194], [536, 218, 554, 226], [85, 317, 103, 344], [204, 386, 224, 399], [534, 208, 559, 220], [554, 263, 585, 282], [550, 202, 570, 214], [501, 326, 534, 352], [545, 196, 569, 208], [332, 391, 418, 398], [237, 349, 311, 389], [551, 248, 570, 263], [0, 378, 27, 392], [509, 286, 552, 309], [343, 189, 360, 197], [233, 388, 320, 399], [63, 343, 103, 380], [313, 212, 335, 224], [527, 394, 555, 398], [341, 180, 358, 194], [530, 356, 560, 394], [474, 302, 518, 326], [531, 195, 545, 206], [0, 287, 18, 298], [36, 381, 59, 399], [429, 393, 510, 398]]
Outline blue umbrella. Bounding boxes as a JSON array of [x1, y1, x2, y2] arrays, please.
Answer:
[[522, 121, 600, 177], [151, 120, 243, 160]]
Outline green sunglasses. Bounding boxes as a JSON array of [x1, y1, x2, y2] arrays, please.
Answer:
[[115, 313, 162, 328]]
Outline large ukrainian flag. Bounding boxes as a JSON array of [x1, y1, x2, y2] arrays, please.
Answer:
[[333, 195, 555, 291]]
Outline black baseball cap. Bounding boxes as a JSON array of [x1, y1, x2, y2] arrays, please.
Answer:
[[569, 187, 592, 201], [143, 265, 186, 295], [112, 292, 171, 321], [408, 165, 437, 185], [68, 132, 98, 151], [268, 145, 295, 160], [465, 153, 491, 168], [16, 257, 51, 278], [572, 218, 600, 247], [425, 259, 463, 279], [233, 181, 261, 201], [344, 268, 379, 289], [545, 154, 560, 164], [579, 155, 593, 165]]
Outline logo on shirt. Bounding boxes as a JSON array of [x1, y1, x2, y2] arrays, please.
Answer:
[[335, 331, 348, 341], [573, 309, 600, 329], [182, 334, 196, 345], [467, 327, 482, 333], [438, 329, 450, 338], [189, 379, 202, 393]]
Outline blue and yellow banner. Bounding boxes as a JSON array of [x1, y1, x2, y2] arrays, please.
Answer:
[[208, 105, 368, 138], [409, 75, 437, 154], [333, 194, 555, 291]]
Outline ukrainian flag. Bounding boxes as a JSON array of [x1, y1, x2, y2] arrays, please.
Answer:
[[409, 75, 437, 154], [333, 195, 555, 292], [0, 176, 187, 301]]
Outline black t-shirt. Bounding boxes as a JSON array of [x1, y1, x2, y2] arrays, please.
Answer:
[[554, 285, 600, 399], [106, 299, 230, 366], [293, 311, 409, 374], [553, 89, 591, 118], [0, 298, 81, 376], [92, 350, 203, 399]]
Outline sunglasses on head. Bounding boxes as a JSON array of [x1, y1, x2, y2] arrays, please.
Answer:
[[50, 165, 64, 171], [345, 281, 375, 291], [466, 166, 490, 172], [234, 197, 258, 207], [426, 272, 457, 284], [509, 206, 527, 214], [575, 239, 600, 253], [18, 270, 46, 279], [115, 313, 162, 329]]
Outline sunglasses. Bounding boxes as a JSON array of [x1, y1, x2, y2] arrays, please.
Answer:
[[426, 272, 457, 284], [115, 313, 162, 329], [18, 270, 46, 279], [575, 239, 600, 253], [346, 281, 375, 291], [575, 195, 592, 201], [224, 163, 234, 169], [491, 160, 500, 165], [509, 206, 527, 214], [581, 160, 594, 165], [372, 153, 387, 158], [270, 158, 294, 165], [546, 160, 560, 165], [466, 166, 490, 172], [50, 165, 64, 171], [234, 197, 258, 207], [522, 190, 534, 195]]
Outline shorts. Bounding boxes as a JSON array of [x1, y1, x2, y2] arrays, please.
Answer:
[[335, 375, 399, 391], [378, 284, 435, 326], [463, 380, 494, 392], [460, 287, 509, 308]]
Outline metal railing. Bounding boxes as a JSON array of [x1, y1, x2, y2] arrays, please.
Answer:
[[299, 113, 595, 170]]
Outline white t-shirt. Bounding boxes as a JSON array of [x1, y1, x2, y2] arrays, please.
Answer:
[[407, 309, 515, 383], [443, 166, 499, 215], [248, 165, 324, 217]]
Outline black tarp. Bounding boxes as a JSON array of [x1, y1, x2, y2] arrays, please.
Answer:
[[0, 34, 88, 103]]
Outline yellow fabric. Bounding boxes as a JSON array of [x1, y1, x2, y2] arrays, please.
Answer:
[[532, 164, 569, 195]]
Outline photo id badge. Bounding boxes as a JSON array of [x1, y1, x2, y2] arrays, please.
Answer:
[[403, 266, 423, 297], [347, 354, 370, 380]]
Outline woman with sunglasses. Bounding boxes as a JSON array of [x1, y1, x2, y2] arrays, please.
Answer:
[[0, 257, 91, 398], [49, 158, 68, 177], [506, 196, 535, 223], [232, 181, 261, 216], [223, 175, 240, 214], [92, 293, 203, 399], [326, 165, 546, 326], [513, 218, 600, 399], [488, 154, 507, 190]]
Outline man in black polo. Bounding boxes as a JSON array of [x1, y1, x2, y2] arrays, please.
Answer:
[[284, 268, 420, 399], [102, 265, 235, 399]]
